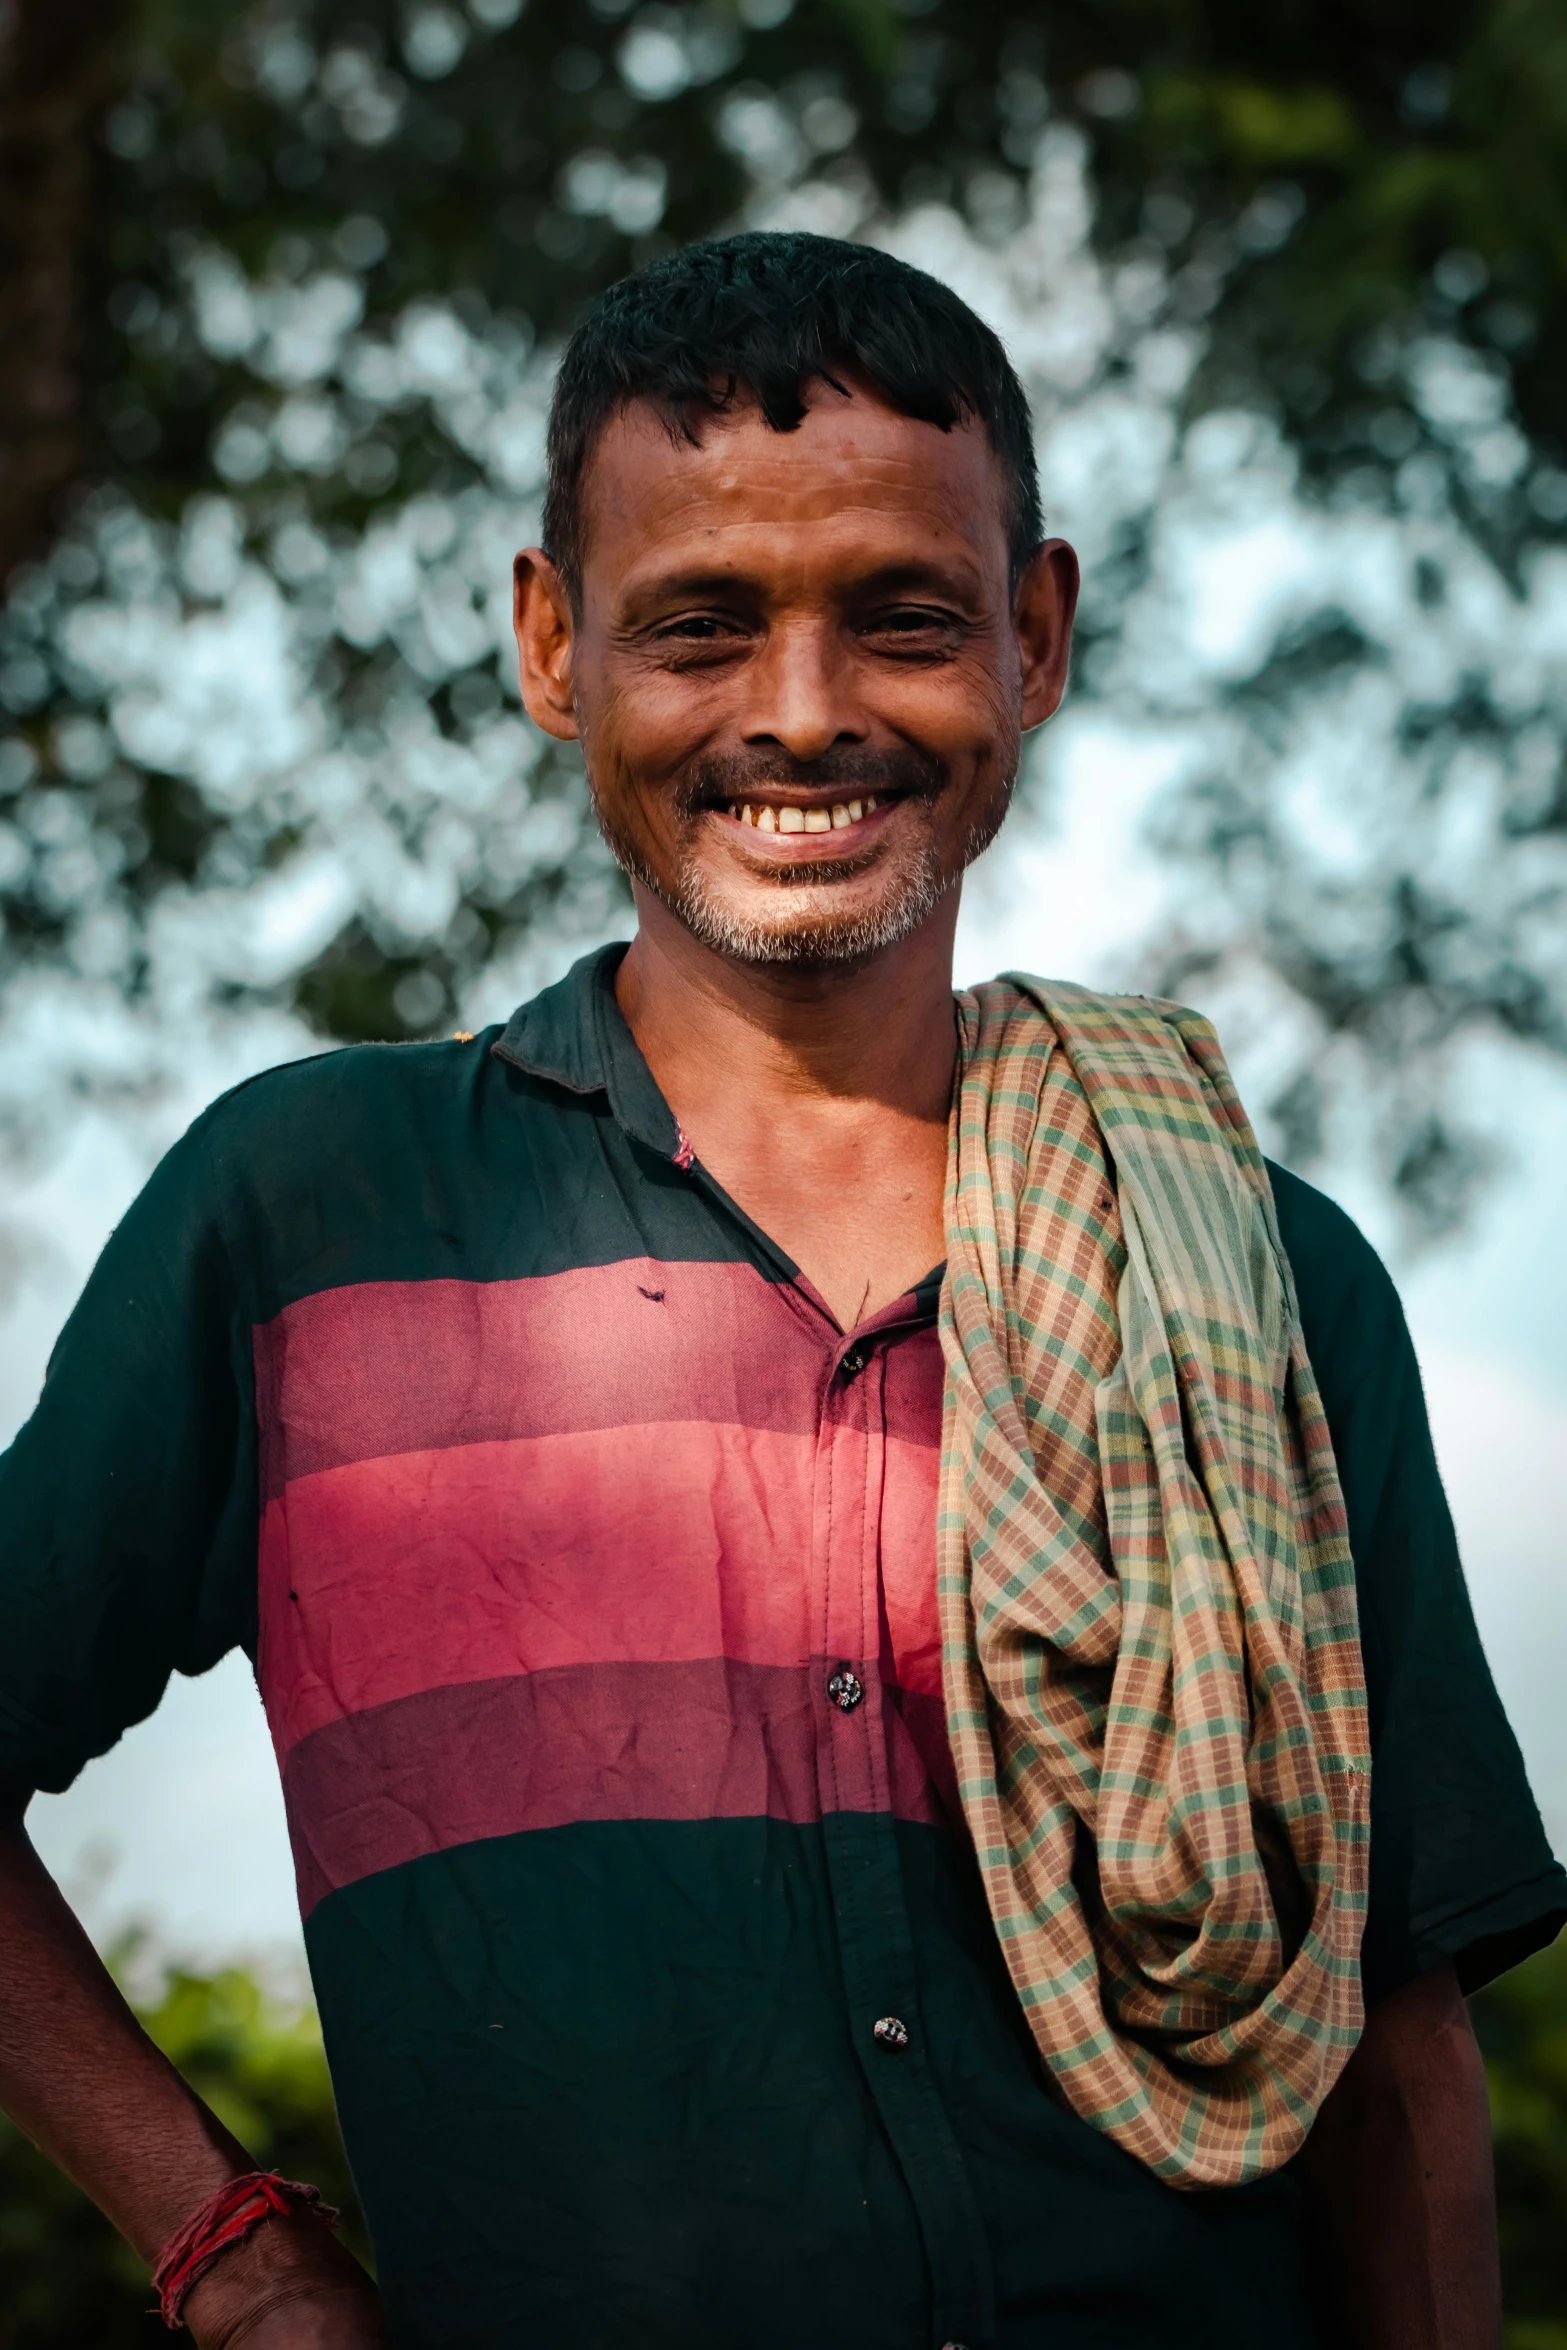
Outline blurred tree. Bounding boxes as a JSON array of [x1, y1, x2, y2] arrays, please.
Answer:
[[3, 0, 1561, 560], [1477, 1933, 1567, 2348], [0, 0, 1562, 1220], [0, 0, 133, 579]]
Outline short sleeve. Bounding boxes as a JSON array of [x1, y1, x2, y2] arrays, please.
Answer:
[[1269, 1161, 1567, 2001], [0, 1108, 259, 1795]]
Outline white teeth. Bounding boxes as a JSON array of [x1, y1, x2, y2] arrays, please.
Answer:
[[735, 796, 884, 835]]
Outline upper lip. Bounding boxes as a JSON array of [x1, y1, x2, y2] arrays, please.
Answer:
[[704, 787, 899, 810]]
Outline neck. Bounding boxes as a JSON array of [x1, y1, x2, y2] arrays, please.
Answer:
[[615, 881, 962, 1122]]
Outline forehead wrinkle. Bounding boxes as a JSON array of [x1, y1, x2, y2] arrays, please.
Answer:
[[578, 392, 1009, 590]]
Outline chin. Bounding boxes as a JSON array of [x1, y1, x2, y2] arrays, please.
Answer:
[[599, 793, 1007, 969], [668, 869, 953, 967]]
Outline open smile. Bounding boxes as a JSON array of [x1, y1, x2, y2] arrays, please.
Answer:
[[726, 795, 884, 835], [707, 795, 905, 862]]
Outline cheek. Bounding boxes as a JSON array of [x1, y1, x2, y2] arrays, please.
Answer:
[[591, 669, 718, 795], [958, 642, 1025, 735], [580, 677, 664, 805], [886, 659, 1019, 770]]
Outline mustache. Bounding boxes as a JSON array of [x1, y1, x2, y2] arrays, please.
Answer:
[[675, 742, 949, 812]]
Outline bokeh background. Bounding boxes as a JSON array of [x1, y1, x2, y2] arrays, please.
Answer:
[[1, 0, 1565, 2338]]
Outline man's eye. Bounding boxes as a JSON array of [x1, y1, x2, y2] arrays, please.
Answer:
[[869, 608, 957, 637], [659, 614, 737, 640]]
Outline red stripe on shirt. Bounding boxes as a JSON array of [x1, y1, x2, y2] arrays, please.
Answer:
[[281, 1661, 955, 1914], [253, 1262, 942, 1499], [258, 1421, 943, 1758]]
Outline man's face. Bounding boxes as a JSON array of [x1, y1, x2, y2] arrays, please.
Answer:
[[515, 381, 1077, 967]]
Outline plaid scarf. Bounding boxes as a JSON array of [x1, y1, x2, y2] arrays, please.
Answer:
[[937, 977, 1370, 2188]]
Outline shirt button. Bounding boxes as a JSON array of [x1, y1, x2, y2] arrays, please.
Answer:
[[826, 1667, 864, 1713], [872, 2015, 909, 2050], [840, 1347, 867, 1380]]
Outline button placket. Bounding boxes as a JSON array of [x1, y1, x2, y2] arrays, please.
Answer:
[[813, 1338, 884, 1816], [809, 1336, 995, 2350]]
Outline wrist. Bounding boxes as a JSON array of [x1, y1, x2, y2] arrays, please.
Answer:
[[154, 2171, 339, 2331], [180, 2208, 372, 2347]]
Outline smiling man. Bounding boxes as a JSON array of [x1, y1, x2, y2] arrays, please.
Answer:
[[0, 233, 1562, 2350]]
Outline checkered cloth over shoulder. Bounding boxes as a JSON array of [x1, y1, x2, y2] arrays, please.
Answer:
[[937, 976, 1371, 2188]]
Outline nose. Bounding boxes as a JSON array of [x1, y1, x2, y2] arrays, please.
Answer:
[[739, 619, 867, 763]]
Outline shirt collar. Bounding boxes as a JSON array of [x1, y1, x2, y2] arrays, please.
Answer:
[[492, 942, 682, 1160], [496, 939, 946, 1322]]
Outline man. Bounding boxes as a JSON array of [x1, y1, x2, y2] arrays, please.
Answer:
[[0, 232, 1561, 2350]]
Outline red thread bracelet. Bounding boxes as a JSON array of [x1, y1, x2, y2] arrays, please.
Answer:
[[151, 2170, 340, 2330]]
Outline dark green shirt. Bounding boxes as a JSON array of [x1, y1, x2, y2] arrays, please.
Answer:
[[1, 946, 1561, 2350]]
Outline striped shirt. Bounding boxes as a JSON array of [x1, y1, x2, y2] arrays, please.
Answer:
[[2, 942, 1561, 2350]]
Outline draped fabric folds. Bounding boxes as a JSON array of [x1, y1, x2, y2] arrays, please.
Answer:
[[936, 977, 1370, 2188]]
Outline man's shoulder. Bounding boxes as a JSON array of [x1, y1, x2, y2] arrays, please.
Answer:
[[160, 1028, 518, 1250], [1265, 1158, 1406, 1393], [192, 1027, 506, 1157]]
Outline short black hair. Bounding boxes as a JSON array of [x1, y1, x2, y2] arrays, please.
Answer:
[[542, 230, 1042, 603]]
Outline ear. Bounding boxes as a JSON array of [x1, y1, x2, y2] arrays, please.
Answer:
[[513, 549, 580, 741], [1015, 539, 1080, 732]]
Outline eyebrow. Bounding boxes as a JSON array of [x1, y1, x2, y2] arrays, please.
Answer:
[[623, 568, 762, 608], [621, 554, 987, 612]]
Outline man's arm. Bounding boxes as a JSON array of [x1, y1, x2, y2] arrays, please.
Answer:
[[1304, 1961, 1501, 2350], [0, 1778, 386, 2348]]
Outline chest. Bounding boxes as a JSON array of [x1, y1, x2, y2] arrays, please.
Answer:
[[251, 1251, 954, 1913], [674, 1122, 950, 1331]]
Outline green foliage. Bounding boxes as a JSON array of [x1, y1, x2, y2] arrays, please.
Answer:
[[0, 1948, 368, 2350], [60, 0, 1565, 533], [1474, 1936, 1567, 2343], [0, 1943, 1562, 2343]]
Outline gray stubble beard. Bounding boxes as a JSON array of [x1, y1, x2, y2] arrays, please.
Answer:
[[593, 777, 1016, 973]]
